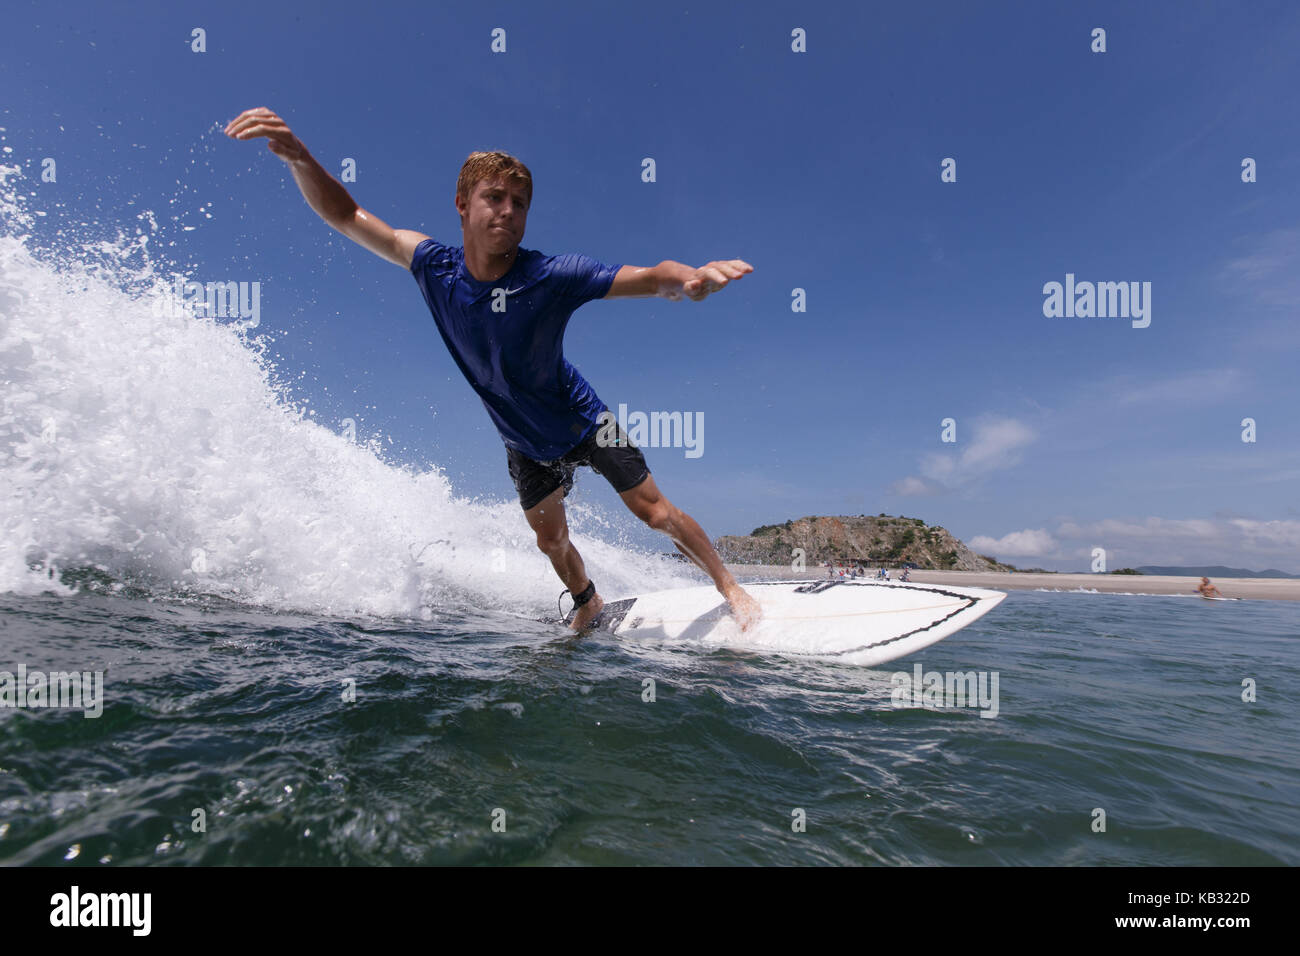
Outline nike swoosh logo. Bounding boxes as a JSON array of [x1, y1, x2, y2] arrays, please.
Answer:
[[503, 286, 526, 295]]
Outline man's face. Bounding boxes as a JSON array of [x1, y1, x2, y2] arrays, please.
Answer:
[[458, 176, 529, 251]]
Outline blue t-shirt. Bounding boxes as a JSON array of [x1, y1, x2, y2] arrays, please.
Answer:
[[410, 238, 620, 460]]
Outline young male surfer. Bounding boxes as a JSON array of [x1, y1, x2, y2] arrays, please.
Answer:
[[224, 107, 761, 632], [1196, 577, 1223, 598]]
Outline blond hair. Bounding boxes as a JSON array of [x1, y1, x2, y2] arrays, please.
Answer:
[[456, 151, 533, 222]]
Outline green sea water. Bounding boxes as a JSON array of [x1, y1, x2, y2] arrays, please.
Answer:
[[1, 585, 1294, 866]]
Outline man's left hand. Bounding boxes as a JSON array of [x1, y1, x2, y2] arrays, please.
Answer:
[[679, 259, 753, 302]]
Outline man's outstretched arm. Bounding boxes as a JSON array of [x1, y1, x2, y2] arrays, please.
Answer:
[[605, 260, 753, 301], [224, 107, 429, 269]]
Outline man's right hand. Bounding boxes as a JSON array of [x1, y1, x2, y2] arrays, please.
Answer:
[[224, 107, 306, 163], [222, 106, 429, 270]]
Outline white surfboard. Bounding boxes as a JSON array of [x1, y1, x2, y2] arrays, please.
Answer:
[[571, 579, 1007, 667]]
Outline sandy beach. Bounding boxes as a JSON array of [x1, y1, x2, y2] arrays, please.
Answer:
[[724, 564, 1300, 602]]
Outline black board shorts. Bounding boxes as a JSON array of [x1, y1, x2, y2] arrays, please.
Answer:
[[507, 419, 650, 511]]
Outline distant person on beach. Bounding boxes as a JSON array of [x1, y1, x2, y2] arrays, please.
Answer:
[[1196, 577, 1223, 598], [224, 107, 761, 633], [900, 568, 910, 582]]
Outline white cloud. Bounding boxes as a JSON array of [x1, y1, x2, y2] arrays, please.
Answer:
[[1053, 516, 1300, 572], [959, 516, 1300, 571], [1220, 227, 1300, 307], [968, 528, 1056, 557], [1057, 517, 1220, 541], [894, 416, 1036, 496], [1227, 517, 1300, 551], [1107, 368, 1243, 408], [887, 475, 943, 496]]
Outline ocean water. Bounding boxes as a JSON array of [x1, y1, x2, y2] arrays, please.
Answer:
[[1, 587, 1296, 866], [2, 162, 1298, 867]]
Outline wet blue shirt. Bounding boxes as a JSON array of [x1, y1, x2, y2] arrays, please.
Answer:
[[410, 238, 620, 460]]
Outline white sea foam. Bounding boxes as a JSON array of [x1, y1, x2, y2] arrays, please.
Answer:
[[0, 164, 693, 620], [1031, 588, 1203, 598]]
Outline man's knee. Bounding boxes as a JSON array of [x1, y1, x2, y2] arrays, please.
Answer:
[[535, 525, 569, 557], [641, 502, 676, 533]]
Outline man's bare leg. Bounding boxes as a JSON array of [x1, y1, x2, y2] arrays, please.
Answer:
[[523, 486, 604, 631], [619, 475, 762, 631]]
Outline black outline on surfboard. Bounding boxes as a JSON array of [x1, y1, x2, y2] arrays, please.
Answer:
[[593, 579, 1002, 658], [750, 580, 991, 658]]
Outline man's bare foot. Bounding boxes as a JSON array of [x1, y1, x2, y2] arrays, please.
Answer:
[[569, 592, 604, 632], [725, 586, 762, 632]]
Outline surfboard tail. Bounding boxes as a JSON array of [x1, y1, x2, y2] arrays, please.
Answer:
[[561, 597, 637, 631]]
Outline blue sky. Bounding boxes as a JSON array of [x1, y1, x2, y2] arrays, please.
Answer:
[[3, 0, 1298, 572]]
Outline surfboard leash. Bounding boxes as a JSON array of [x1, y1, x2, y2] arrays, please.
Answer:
[[558, 579, 596, 623]]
